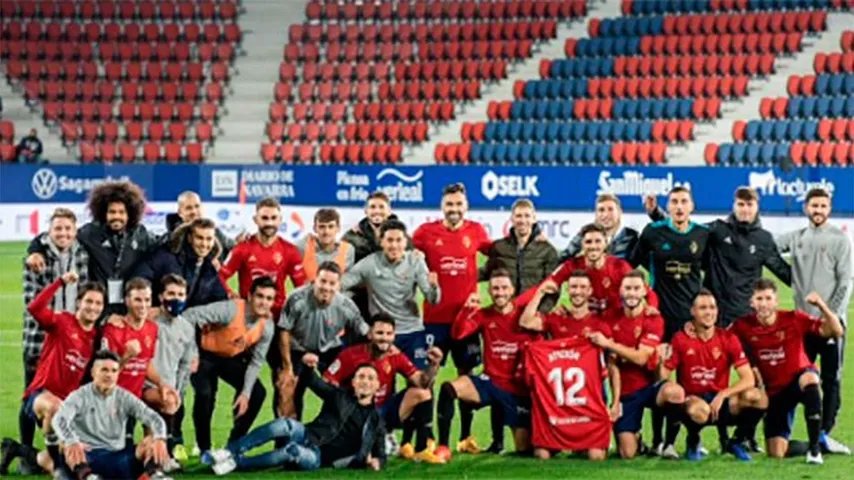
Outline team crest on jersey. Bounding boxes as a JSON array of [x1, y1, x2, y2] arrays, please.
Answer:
[[687, 348, 696, 356], [602, 277, 611, 288], [582, 327, 591, 336], [273, 252, 283, 265], [777, 331, 786, 340], [712, 347, 721, 359], [248, 255, 257, 263], [462, 236, 471, 248], [633, 326, 642, 339], [435, 239, 443, 246], [144, 336, 153, 349], [749, 245, 756, 255], [489, 322, 498, 329], [690, 241, 699, 254], [383, 361, 392, 374]]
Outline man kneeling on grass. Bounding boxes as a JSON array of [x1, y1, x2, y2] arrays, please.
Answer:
[[52, 350, 171, 480], [208, 363, 386, 475]]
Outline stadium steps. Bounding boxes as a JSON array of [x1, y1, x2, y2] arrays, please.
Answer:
[[407, 0, 610, 165], [668, 10, 850, 166], [0, 78, 76, 163], [206, 0, 301, 163]]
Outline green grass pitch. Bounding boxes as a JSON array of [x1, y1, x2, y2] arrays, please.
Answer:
[[0, 241, 851, 479]]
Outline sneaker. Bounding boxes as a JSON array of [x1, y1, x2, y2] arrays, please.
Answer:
[[649, 442, 664, 457], [414, 448, 447, 465], [745, 438, 764, 454], [150, 472, 174, 480], [727, 442, 752, 462], [212, 458, 237, 476], [200, 451, 215, 466], [17, 445, 42, 475], [697, 441, 709, 457], [190, 445, 201, 458], [426, 439, 436, 452], [0, 438, 21, 475], [385, 433, 400, 457], [661, 444, 680, 460], [806, 450, 824, 465], [820, 432, 852, 455], [207, 449, 233, 465], [456, 436, 481, 454], [172, 445, 189, 463], [685, 447, 704, 461], [486, 441, 504, 454], [433, 445, 452, 463], [162, 458, 182, 473], [399, 443, 415, 460]]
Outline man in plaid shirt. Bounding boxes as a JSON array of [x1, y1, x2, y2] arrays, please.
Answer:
[[17, 208, 89, 474]]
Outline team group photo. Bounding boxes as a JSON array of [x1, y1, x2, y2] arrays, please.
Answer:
[[0, 0, 853, 478]]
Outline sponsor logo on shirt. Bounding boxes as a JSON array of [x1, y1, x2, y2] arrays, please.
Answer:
[[64, 349, 89, 372], [690, 366, 717, 385], [491, 340, 519, 360], [439, 256, 468, 276], [758, 347, 786, 366]]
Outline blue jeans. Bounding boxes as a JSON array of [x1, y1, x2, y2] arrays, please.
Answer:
[[228, 418, 321, 471]]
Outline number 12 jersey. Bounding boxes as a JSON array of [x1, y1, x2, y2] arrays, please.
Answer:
[[522, 338, 611, 452]]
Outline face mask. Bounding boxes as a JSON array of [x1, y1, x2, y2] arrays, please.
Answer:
[[163, 299, 186, 316]]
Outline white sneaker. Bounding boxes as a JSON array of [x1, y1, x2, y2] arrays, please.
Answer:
[[662, 444, 680, 460], [822, 435, 852, 455], [162, 458, 182, 473], [385, 433, 400, 456], [191, 445, 201, 458], [212, 458, 237, 476], [208, 449, 233, 464], [806, 451, 824, 465], [150, 472, 173, 480]]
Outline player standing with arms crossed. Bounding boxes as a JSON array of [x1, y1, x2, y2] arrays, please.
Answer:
[[412, 184, 492, 455]]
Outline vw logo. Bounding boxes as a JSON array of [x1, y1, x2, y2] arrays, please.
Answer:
[[31, 168, 59, 200]]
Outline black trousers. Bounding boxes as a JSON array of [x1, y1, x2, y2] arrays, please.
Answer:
[[805, 333, 845, 433], [190, 351, 266, 452], [19, 355, 39, 447]]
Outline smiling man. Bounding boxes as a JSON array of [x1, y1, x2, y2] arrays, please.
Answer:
[[166, 191, 236, 262], [560, 193, 640, 262]]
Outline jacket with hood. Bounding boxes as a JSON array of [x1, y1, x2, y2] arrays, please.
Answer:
[[135, 224, 228, 308], [481, 224, 559, 295], [649, 208, 791, 326], [166, 213, 234, 262]]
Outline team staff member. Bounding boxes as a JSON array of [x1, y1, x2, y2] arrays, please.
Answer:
[[277, 262, 369, 420], [145, 274, 196, 463], [657, 290, 766, 462], [777, 188, 853, 454], [560, 193, 640, 262], [413, 183, 492, 454], [207, 365, 386, 474], [645, 187, 792, 327], [343, 191, 412, 321], [341, 220, 440, 369], [136, 218, 228, 308], [166, 190, 238, 262], [324, 314, 444, 465], [731, 280, 844, 464], [52, 351, 170, 480], [587, 271, 669, 460], [183, 277, 277, 463], [436, 269, 541, 461], [297, 208, 355, 281], [26, 181, 162, 312], [18, 208, 89, 473]]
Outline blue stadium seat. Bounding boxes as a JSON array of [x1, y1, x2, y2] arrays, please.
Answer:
[[535, 100, 549, 119], [521, 122, 535, 141], [532, 144, 546, 164], [572, 122, 586, 141], [482, 143, 495, 163], [519, 143, 533, 164], [559, 123, 572, 141], [524, 82, 538, 99], [624, 122, 639, 141], [611, 122, 626, 141], [495, 122, 509, 141], [816, 97, 830, 118], [508, 122, 522, 142], [585, 123, 600, 142], [484, 123, 497, 142], [759, 121, 774, 142], [747, 143, 762, 164], [665, 99, 678, 119], [638, 100, 652, 120], [638, 122, 652, 142], [545, 144, 559, 164], [745, 121, 759, 142], [732, 143, 747, 164], [546, 123, 560, 142], [802, 120, 818, 141], [596, 144, 611, 164], [678, 99, 693, 119], [613, 100, 626, 119], [801, 97, 816, 118], [830, 97, 845, 117], [599, 57, 615, 77], [547, 101, 562, 120], [787, 120, 803, 141], [787, 97, 801, 118], [472, 143, 484, 163], [533, 123, 547, 142], [583, 144, 598, 164], [772, 121, 788, 142], [624, 99, 640, 119], [560, 101, 575, 120], [828, 75, 843, 96], [774, 143, 790, 165], [718, 143, 732, 164], [816, 75, 830, 96], [494, 143, 507, 163], [651, 100, 665, 119], [845, 75, 854, 95], [571, 143, 584, 164], [506, 144, 520, 164], [759, 144, 775, 166], [846, 97, 854, 117], [558, 144, 572, 164], [599, 122, 613, 142], [510, 102, 524, 120]]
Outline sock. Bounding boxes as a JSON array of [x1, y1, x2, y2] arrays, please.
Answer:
[[716, 423, 730, 451], [45, 432, 61, 468], [652, 407, 664, 446], [663, 403, 683, 447], [19, 404, 35, 447], [490, 406, 504, 449], [402, 423, 415, 446], [732, 408, 764, 444], [685, 423, 701, 451], [437, 383, 457, 447], [459, 401, 474, 441], [802, 384, 822, 454], [412, 400, 434, 452]]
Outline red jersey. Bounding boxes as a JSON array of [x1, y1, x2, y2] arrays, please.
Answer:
[[453, 304, 541, 396], [548, 256, 659, 313], [541, 311, 611, 340], [101, 319, 159, 398], [324, 343, 418, 407], [607, 310, 664, 396], [219, 235, 306, 317], [665, 328, 748, 396], [523, 338, 611, 451], [730, 310, 822, 396], [412, 220, 491, 325], [24, 280, 97, 400]]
